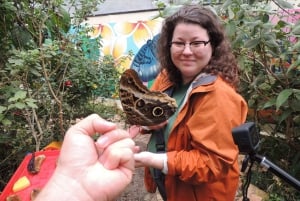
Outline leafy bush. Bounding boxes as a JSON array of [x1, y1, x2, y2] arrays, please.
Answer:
[[0, 0, 122, 190], [219, 0, 300, 200], [220, 0, 300, 137]]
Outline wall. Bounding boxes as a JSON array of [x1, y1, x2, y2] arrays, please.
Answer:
[[83, 11, 162, 82]]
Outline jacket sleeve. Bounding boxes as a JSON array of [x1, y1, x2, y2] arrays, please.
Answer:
[[166, 80, 248, 184]]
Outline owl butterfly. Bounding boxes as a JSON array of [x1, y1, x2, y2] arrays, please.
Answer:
[[119, 69, 177, 126]]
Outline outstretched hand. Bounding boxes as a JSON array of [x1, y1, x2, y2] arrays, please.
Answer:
[[36, 114, 135, 201]]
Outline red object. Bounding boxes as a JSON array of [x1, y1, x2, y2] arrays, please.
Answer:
[[64, 80, 72, 87], [0, 150, 60, 201]]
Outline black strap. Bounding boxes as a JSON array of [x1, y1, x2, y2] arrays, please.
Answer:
[[153, 168, 167, 200], [153, 128, 167, 201], [154, 128, 165, 152]]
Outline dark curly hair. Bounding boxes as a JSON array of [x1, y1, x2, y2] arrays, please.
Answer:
[[157, 5, 239, 88]]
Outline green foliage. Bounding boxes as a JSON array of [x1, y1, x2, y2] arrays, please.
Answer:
[[218, 0, 300, 199], [97, 55, 122, 98], [0, 0, 121, 191], [218, 0, 300, 138]]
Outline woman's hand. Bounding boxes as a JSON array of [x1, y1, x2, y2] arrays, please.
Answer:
[[128, 121, 168, 139], [134, 152, 166, 171]]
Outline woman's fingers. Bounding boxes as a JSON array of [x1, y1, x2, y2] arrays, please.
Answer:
[[99, 138, 135, 170], [127, 125, 141, 138]]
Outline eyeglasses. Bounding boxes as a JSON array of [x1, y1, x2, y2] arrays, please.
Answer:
[[170, 40, 210, 53]]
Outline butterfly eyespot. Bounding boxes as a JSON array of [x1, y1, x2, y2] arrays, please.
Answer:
[[135, 99, 145, 108], [152, 107, 164, 117]]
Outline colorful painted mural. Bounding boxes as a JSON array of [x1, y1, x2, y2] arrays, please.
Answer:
[[86, 19, 163, 80]]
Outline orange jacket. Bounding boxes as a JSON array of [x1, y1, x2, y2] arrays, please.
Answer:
[[144, 72, 248, 201]]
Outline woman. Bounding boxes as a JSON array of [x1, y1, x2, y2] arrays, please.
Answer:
[[132, 5, 248, 201]]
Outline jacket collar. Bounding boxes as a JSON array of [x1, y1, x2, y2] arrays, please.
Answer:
[[162, 73, 218, 112], [191, 73, 217, 89]]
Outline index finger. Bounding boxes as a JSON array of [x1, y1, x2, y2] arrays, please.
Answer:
[[67, 114, 117, 137]]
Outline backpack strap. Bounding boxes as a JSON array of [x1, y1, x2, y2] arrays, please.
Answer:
[[153, 127, 167, 201]]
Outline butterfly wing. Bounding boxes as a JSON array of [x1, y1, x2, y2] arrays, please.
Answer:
[[119, 69, 177, 126]]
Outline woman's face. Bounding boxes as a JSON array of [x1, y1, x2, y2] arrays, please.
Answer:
[[170, 23, 212, 84]]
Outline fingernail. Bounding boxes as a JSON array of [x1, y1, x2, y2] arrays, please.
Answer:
[[97, 135, 108, 147], [104, 121, 116, 127]]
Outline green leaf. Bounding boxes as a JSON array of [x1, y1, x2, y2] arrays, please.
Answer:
[[262, 14, 269, 23], [8, 90, 27, 102], [221, 0, 232, 10], [276, 89, 293, 110], [244, 38, 260, 49], [162, 5, 182, 17], [258, 82, 271, 91], [26, 99, 38, 109], [248, 98, 256, 108], [292, 41, 300, 51], [288, 58, 300, 73], [15, 102, 26, 109], [275, 20, 287, 29], [290, 99, 300, 112], [15, 90, 27, 99], [1, 118, 12, 126], [294, 89, 300, 100], [278, 109, 292, 124], [263, 98, 276, 109], [25, 98, 36, 103], [8, 58, 24, 66], [293, 115, 300, 124], [264, 38, 278, 48], [30, 68, 41, 77], [0, 106, 7, 113], [274, 0, 293, 9], [228, 6, 235, 20], [291, 24, 300, 35]]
